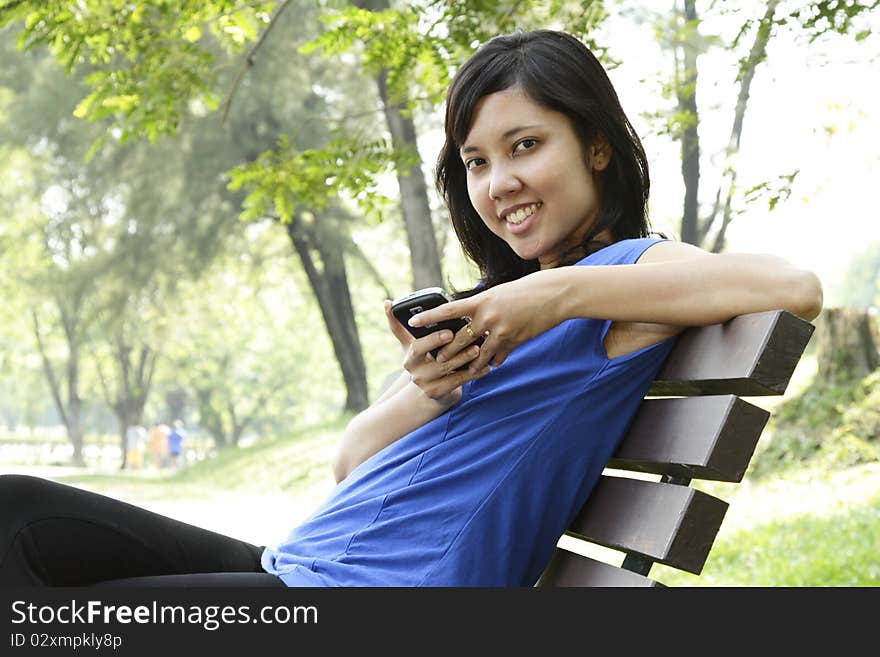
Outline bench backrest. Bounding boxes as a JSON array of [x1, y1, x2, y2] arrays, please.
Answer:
[[536, 310, 816, 586]]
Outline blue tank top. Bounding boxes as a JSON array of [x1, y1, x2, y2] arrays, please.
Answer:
[[261, 238, 678, 586]]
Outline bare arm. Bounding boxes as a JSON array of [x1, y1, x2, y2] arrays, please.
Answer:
[[554, 242, 823, 326], [332, 380, 452, 484], [332, 302, 488, 484], [413, 241, 823, 372], [371, 369, 410, 406]]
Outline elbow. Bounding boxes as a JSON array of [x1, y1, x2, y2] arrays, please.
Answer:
[[331, 428, 353, 485], [331, 453, 348, 485], [332, 433, 354, 484], [332, 439, 356, 484], [791, 269, 824, 321]]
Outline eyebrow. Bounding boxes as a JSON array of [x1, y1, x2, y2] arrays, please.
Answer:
[[460, 124, 543, 155]]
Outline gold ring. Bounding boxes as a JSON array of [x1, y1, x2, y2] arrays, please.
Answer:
[[465, 323, 477, 339]]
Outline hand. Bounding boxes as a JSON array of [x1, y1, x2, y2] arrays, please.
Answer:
[[407, 271, 565, 372], [384, 300, 490, 406]]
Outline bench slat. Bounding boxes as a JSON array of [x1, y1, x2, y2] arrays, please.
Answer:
[[648, 310, 815, 396], [536, 548, 659, 587], [608, 395, 770, 482], [566, 476, 728, 574]]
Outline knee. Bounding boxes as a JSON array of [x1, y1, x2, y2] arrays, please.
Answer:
[[0, 476, 70, 536], [0, 475, 57, 506]]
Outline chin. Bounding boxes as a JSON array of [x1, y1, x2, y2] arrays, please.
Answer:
[[508, 242, 545, 263]]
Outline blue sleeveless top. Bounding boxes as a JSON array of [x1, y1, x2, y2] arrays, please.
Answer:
[[261, 238, 678, 586]]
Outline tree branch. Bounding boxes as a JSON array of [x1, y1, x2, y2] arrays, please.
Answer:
[[183, 0, 271, 29], [699, 0, 779, 249], [349, 239, 393, 300], [31, 308, 69, 429], [220, 0, 295, 124], [92, 347, 116, 414]]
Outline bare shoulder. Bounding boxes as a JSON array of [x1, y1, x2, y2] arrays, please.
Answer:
[[635, 239, 712, 264]]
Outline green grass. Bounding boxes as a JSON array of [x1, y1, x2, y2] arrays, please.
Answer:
[[56, 416, 347, 502], [653, 488, 880, 586], [749, 369, 880, 481]]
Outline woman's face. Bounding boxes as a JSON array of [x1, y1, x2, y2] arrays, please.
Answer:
[[460, 86, 610, 268]]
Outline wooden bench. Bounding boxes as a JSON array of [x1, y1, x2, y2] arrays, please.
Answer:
[[536, 309, 816, 587]]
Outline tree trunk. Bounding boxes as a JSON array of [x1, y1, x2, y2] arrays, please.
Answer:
[[678, 0, 701, 246], [286, 218, 369, 413], [95, 338, 156, 470], [66, 396, 85, 467], [671, 1, 779, 250], [355, 0, 443, 291], [196, 387, 230, 449], [814, 307, 880, 385], [376, 69, 444, 290], [32, 306, 85, 466], [166, 388, 187, 424], [65, 324, 85, 466], [708, 0, 779, 253]]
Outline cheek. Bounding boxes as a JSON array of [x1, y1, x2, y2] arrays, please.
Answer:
[[466, 178, 491, 219]]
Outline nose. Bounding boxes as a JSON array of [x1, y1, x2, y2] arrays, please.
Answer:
[[488, 162, 522, 201]]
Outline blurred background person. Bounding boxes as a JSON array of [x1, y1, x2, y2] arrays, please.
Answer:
[[148, 423, 170, 470], [167, 420, 186, 470]]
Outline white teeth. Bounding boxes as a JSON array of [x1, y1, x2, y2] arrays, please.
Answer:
[[505, 203, 541, 225]]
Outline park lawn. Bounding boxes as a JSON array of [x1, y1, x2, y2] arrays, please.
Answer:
[[57, 416, 346, 503], [652, 493, 880, 586], [652, 462, 880, 586]]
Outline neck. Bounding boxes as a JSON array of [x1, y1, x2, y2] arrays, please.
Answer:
[[539, 227, 614, 269]]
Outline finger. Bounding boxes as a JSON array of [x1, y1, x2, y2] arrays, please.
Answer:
[[436, 321, 482, 363], [465, 337, 498, 373], [441, 344, 480, 374], [384, 300, 414, 348], [407, 298, 472, 329], [411, 329, 455, 361], [435, 362, 491, 394], [489, 348, 510, 369]]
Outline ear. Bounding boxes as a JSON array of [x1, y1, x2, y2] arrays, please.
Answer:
[[589, 134, 612, 172]]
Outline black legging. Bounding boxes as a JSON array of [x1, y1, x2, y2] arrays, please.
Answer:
[[0, 475, 285, 587]]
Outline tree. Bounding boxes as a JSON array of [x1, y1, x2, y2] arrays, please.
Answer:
[[0, 1, 617, 419], [813, 307, 879, 385], [643, 0, 783, 251], [0, 28, 279, 460], [348, 0, 444, 291], [92, 307, 159, 469], [298, 0, 611, 286], [1, 0, 386, 413], [642, 0, 879, 251], [26, 173, 109, 466], [159, 230, 331, 449]]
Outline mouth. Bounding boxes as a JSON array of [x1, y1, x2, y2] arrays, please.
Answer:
[[501, 202, 542, 225]]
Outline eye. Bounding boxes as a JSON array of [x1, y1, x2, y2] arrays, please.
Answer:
[[465, 157, 486, 171], [513, 138, 538, 154]]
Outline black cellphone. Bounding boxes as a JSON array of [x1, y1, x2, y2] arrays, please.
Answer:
[[391, 287, 481, 358]]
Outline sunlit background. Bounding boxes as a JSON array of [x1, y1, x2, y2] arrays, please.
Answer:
[[0, 1, 878, 585]]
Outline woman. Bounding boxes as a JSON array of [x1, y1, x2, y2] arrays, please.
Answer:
[[0, 30, 822, 587]]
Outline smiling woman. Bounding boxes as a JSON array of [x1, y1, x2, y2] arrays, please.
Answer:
[[0, 30, 823, 589], [458, 86, 610, 267], [437, 30, 651, 284]]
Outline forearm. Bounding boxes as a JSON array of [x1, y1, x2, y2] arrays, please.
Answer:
[[551, 253, 823, 326], [332, 381, 453, 484]]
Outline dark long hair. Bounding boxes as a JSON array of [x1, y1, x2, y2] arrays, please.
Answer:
[[436, 30, 653, 296]]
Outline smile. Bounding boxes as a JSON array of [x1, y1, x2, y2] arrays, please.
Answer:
[[504, 202, 542, 225]]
